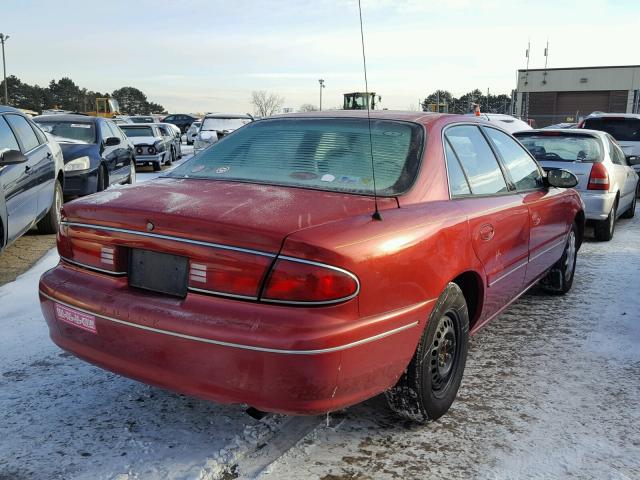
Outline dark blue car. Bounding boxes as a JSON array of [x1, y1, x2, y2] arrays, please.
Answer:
[[34, 114, 136, 197], [0, 106, 65, 252]]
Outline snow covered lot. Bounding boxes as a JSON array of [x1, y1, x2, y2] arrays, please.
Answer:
[[1, 179, 638, 479]]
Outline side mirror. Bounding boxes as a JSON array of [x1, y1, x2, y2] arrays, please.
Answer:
[[0, 149, 28, 165], [628, 156, 640, 166], [105, 137, 121, 146], [547, 169, 578, 188]]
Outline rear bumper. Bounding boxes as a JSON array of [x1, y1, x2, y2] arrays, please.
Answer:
[[581, 191, 616, 220], [39, 262, 430, 415]]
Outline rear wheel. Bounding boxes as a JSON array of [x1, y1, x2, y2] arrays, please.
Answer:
[[37, 180, 62, 234], [621, 186, 637, 219], [540, 222, 578, 294], [385, 282, 469, 423], [594, 200, 617, 241], [126, 161, 136, 184]]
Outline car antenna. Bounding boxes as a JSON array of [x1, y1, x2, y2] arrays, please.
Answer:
[[358, 0, 382, 221]]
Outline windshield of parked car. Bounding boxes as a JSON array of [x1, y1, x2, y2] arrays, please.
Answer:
[[130, 117, 154, 123], [121, 126, 155, 137], [35, 121, 96, 143], [167, 118, 424, 196], [583, 117, 640, 142], [201, 117, 251, 131], [516, 133, 603, 163]]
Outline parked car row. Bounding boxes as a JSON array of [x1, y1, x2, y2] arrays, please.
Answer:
[[0, 106, 64, 253], [39, 111, 586, 422]]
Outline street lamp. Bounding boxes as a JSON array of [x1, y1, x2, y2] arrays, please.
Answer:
[[0, 33, 8, 105], [318, 79, 325, 111]]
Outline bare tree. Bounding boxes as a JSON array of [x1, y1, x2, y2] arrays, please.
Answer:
[[298, 103, 318, 112], [250, 90, 285, 117]]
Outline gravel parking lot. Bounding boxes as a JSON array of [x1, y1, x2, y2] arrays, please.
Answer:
[[1, 200, 638, 479]]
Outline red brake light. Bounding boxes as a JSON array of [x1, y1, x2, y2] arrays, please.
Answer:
[[587, 162, 609, 191], [188, 250, 272, 299], [262, 258, 359, 304]]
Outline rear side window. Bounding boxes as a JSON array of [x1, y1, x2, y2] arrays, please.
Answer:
[[444, 140, 471, 196], [445, 125, 508, 195], [168, 118, 424, 196], [583, 117, 640, 142], [5, 114, 40, 152], [0, 115, 20, 154], [484, 127, 544, 191]]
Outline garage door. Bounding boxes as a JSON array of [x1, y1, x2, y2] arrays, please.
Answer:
[[556, 91, 609, 116]]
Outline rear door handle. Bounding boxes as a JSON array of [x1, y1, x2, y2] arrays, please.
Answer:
[[532, 213, 541, 226], [479, 223, 495, 241]]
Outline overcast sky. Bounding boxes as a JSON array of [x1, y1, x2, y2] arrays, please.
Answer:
[[2, 0, 639, 113]]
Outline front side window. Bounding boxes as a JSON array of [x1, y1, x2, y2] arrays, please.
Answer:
[[35, 120, 96, 143], [445, 125, 508, 195], [484, 127, 543, 191], [5, 114, 40, 152], [168, 118, 424, 196], [99, 121, 112, 141], [0, 115, 20, 154]]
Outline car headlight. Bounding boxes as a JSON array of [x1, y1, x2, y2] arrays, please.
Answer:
[[64, 156, 91, 172]]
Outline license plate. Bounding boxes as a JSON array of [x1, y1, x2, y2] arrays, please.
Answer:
[[55, 303, 97, 334], [129, 249, 189, 298]]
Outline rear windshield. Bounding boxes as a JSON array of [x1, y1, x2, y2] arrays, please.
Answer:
[[130, 117, 154, 123], [583, 117, 640, 142], [201, 117, 251, 131], [167, 118, 424, 196], [121, 126, 154, 137], [35, 121, 96, 143], [515, 133, 603, 163]]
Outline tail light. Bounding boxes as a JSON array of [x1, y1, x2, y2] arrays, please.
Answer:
[[588, 163, 609, 191], [58, 223, 127, 274], [188, 250, 272, 299], [262, 258, 359, 304]]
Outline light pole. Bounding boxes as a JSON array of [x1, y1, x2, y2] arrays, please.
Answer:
[[0, 33, 8, 105], [318, 79, 325, 111]]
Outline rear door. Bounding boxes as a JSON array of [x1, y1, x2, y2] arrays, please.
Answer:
[[608, 136, 637, 212], [98, 120, 118, 184], [484, 127, 567, 286], [444, 124, 530, 322], [106, 121, 130, 183]]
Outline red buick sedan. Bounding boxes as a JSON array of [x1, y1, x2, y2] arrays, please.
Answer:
[[39, 111, 584, 421]]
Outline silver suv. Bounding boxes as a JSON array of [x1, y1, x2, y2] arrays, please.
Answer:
[[515, 129, 639, 241], [581, 113, 640, 174]]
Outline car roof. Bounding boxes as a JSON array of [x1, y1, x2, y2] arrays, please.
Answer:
[[203, 113, 253, 119], [515, 128, 606, 137], [0, 105, 23, 115], [34, 114, 98, 123], [584, 113, 640, 119]]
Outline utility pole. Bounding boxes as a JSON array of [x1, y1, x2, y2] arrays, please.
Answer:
[[318, 79, 325, 111], [0, 33, 9, 105]]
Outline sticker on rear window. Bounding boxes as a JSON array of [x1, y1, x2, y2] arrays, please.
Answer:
[[216, 166, 230, 174], [321, 174, 335, 182]]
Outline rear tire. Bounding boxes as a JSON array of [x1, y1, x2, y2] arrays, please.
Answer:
[[37, 180, 62, 234], [126, 161, 136, 184], [385, 282, 469, 423], [621, 186, 637, 219], [540, 222, 578, 295], [153, 161, 162, 172], [594, 200, 616, 241], [165, 149, 173, 166]]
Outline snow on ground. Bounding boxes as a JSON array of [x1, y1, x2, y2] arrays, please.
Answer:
[[1, 162, 639, 479]]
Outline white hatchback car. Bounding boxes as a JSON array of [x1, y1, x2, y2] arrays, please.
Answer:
[[515, 129, 639, 241]]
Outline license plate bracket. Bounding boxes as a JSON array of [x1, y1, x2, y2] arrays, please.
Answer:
[[129, 249, 189, 298]]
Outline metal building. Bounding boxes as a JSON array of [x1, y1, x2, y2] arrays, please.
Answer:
[[514, 65, 640, 127]]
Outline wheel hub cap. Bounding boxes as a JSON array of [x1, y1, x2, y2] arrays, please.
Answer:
[[430, 314, 457, 391]]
